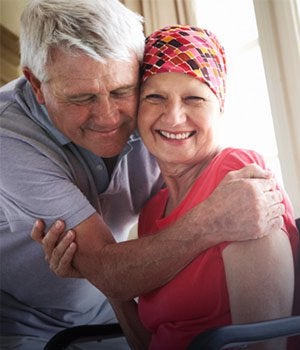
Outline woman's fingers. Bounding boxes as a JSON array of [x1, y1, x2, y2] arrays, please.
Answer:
[[50, 231, 78, 276], [31, 219, 46, 243], [38, 220, 66, 261]]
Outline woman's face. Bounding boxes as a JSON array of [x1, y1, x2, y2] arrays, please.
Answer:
[[138, 72, 221, 167]]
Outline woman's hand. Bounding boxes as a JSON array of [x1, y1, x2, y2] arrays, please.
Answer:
[[31, 219, 82, 278]]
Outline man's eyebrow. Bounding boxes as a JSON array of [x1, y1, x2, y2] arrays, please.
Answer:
[[114, 84, 139, 91]]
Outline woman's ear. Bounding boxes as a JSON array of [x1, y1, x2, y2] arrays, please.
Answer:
[[22, 67, 45, 104]]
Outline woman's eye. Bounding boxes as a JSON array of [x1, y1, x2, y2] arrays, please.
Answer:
[[144, 94, 165, 103], [147, 94, 163, 99], [186, 96, 205, 101], [184, 96, 206, 105]]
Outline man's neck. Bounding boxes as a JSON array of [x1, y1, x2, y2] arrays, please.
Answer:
[[103, 156, 118, 178]]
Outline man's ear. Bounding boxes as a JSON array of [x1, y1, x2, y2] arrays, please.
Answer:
[[23, 67, 45, 104]]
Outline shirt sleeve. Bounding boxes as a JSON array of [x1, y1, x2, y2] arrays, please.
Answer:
[[0, 134, 96, 233]]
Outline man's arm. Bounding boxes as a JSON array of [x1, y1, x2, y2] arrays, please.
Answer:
[[222, 228, 294, 350], [32, 164, 284, 300]]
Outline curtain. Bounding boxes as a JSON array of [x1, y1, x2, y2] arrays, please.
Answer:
[[121, 0, 197, 35], [253, 0, 300, 216]]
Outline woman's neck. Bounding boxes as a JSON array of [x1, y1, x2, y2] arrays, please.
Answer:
[[160, 147, 221, 216]]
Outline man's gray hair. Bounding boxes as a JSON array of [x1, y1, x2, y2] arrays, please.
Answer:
[[20, 0, 145, 81]]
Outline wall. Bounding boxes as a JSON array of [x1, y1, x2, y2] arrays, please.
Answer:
[[0, 0, 27, 35], [0, 0, 27, 85]]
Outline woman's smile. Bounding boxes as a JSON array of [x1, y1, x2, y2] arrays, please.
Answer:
[[156, 130, 196, 140]]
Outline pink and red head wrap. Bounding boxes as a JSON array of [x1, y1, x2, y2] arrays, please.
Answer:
[[142, 25, 227, 111]]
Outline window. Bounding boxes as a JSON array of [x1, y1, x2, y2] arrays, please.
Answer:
[[194, 0, 283, 182]]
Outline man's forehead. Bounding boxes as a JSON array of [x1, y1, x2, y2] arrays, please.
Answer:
[[50, 71, 138, 95], [47, 49, 140, 85]]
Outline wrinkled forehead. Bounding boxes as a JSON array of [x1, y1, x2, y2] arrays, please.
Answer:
[[44, 50, 140, 91]]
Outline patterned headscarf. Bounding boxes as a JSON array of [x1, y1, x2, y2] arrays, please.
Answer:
[[142, 25, 227, 111]]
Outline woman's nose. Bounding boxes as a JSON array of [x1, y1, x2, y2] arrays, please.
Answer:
[[161, 100, 186, 126]]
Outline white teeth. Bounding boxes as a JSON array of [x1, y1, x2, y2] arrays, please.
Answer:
[[160, 130, 192, 140]]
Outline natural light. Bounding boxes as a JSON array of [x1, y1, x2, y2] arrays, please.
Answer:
[[194, 0, 283, 182]]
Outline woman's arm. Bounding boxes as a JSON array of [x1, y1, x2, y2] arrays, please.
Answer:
[[222, 229, 294, 350], [108, 298, 151, 350]]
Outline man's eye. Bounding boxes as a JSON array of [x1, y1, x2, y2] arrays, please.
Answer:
[[69, 95, 96, 104]]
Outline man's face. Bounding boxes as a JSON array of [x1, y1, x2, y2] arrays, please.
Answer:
[[31, 50, 140, 157]]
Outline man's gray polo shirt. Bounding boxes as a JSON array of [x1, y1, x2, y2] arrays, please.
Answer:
[[0, 77, 163, 339]]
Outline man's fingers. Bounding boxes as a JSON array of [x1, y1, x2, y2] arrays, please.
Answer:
[[264, 188, 284, 206], [269, 202, 285, 219], [225, 163, 272, 180], [258, 178, 277, 193], [247, 164, 272, 179], [268, 214, 284, 231]]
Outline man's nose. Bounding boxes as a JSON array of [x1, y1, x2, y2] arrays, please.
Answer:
[[91, 97, 119, 124]]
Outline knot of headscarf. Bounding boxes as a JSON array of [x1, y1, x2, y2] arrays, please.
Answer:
[[142, 25, 227, 111]]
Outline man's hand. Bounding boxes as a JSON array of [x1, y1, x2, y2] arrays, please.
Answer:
[[204, 163, 284, 242], [31, 220, 80, 278], [30, 163, 285, 295]]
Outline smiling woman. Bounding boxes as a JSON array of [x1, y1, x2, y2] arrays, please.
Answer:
[[138, 73, 220, 171], [134, 25, 299, 350]]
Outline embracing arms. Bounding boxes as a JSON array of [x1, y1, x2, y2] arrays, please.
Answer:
[[31, 164, 284, 300]]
